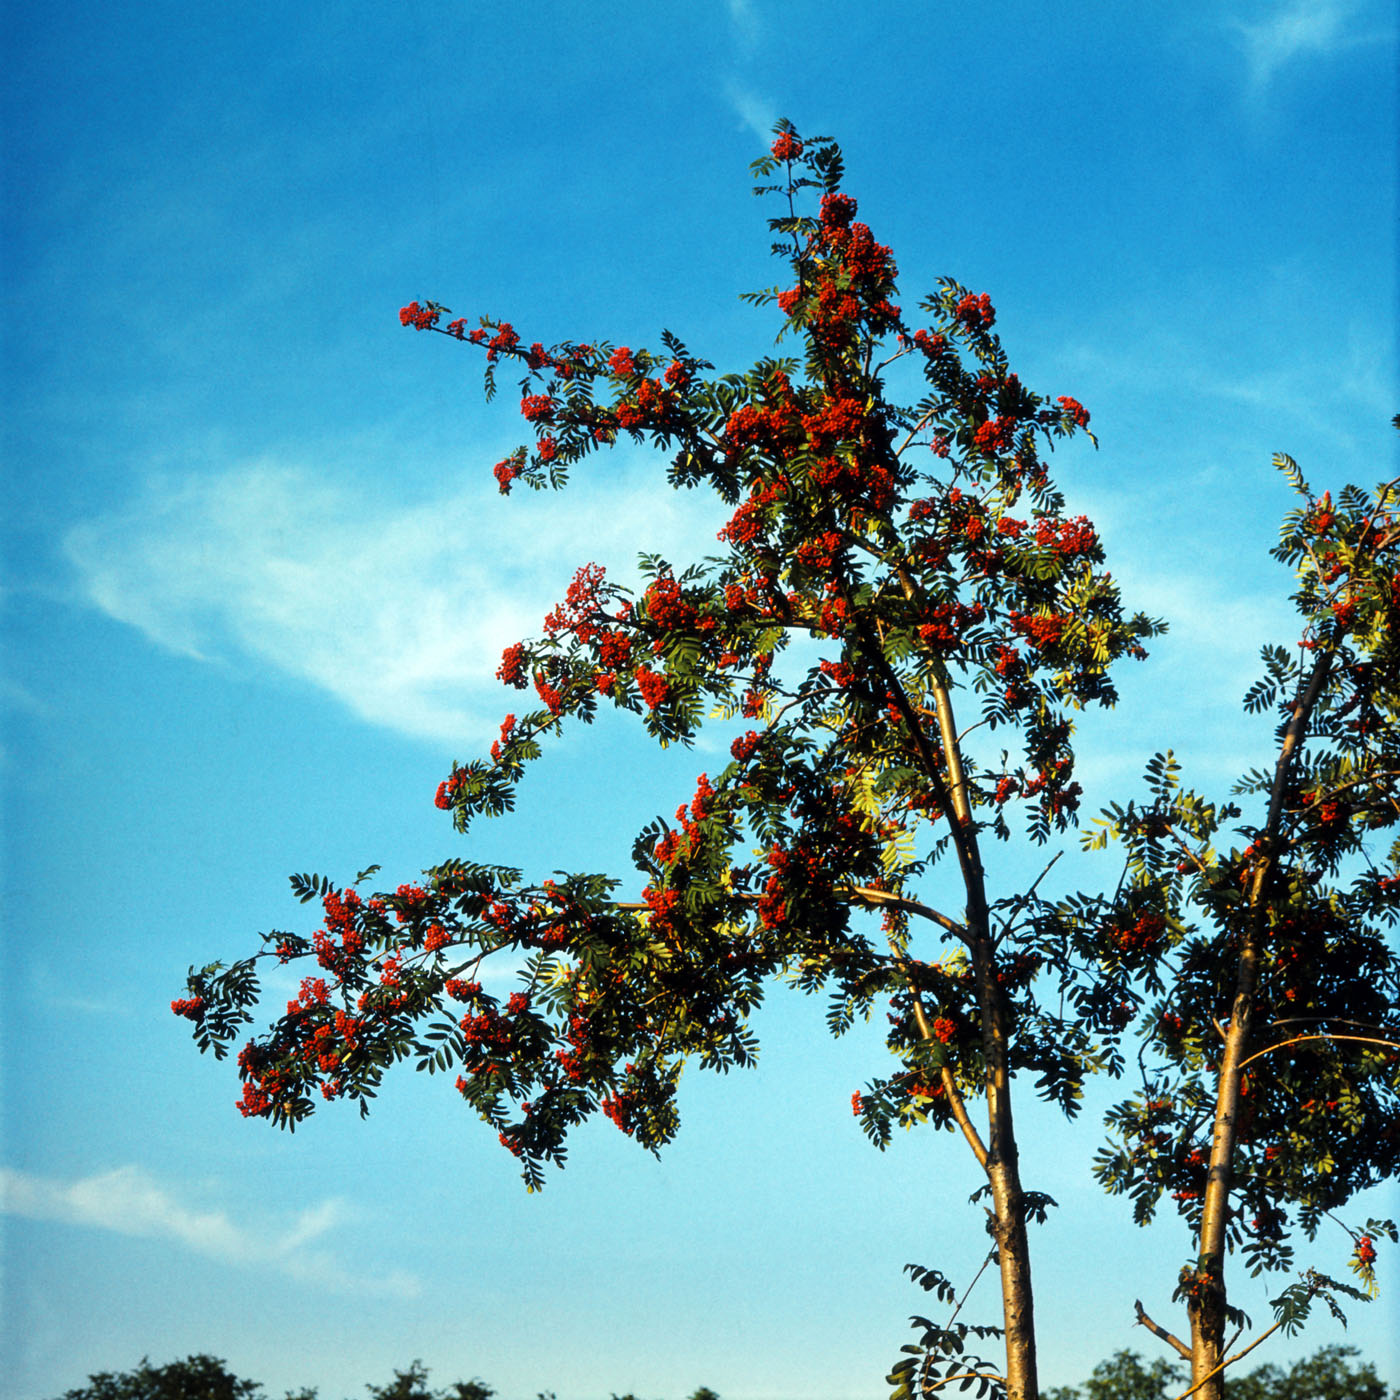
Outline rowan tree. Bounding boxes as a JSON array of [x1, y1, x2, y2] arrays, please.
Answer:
[[178, 123, 1173, 1400], [1078, 449, 1400, 1397]]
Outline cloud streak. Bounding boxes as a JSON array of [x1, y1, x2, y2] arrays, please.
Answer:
[[1228, 0, 1392, 95], [724, 80, 777, 141], [1, 1164, 421, 1296], [65, 457, 726, 750]]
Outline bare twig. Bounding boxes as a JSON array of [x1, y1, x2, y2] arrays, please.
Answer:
[[992, 850, 1063, 944], [891, 406, 939, 460], [1134, 1299, 1192, 1360], [955, 715, 994, 745], [947, 1249, 997, 1330]]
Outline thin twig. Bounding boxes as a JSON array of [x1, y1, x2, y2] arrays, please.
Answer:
[[918, 1371, 1008, 1397], [992, 851, 1063, 943], [1238, 1032, 1400, 1070], [947, 1249, 997, 1330], [1168, 1314, 1289, 1400], [1222, 1319, 1245, 1362], [891, 406, 939, 460], [1266, 1015, 1395, 1030], [955, 715, 993, 744]]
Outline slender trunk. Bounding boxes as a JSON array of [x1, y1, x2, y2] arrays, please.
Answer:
[[1188, 949, 1259, 1398], [969, 932, 1038, 1400], [854, 615, 1040, 1397], [930, 670, 1038, 1400], [1188, 651, 1334, 1400]]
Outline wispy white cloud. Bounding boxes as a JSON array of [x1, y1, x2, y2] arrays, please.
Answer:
[[1108, 559, 1297, 702], [27, 961, 136, 1018], [725, 79, 777, 142], [1036, 561, 1294, 799], [725, 0, 761, 49], [1228, 0, 1393, 95], [64, 457, 726, 750], [1048, 270, 1393, 472], [1, 1164, 421, 1296]]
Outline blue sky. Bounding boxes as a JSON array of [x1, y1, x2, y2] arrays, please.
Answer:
[[2, 2, 1396, 1397]]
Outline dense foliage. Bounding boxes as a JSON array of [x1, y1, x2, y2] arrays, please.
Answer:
[[53, 1356, 267, 1400], [174, 126, 1399, 1398], [1077, 452, 1400, 1394]]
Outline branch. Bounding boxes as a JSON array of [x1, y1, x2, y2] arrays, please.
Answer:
[[618, 885, 990, 1174], [1161, 822, 1212, 875], [1134, 1299, 1192, 1360], [956, 715, 994, 745], [1222, 1318, 1246, 1364], [891, 405, 939, 461], [991, 851, 1062, 946], [1266, 1015, 1394, 1030], [894, 954, 990, 1173], [1292, 767, 1400, 811], [615, 885, 970, 942], [440, 937, 519, 980], [929, 668, 974, 828], [849, 614, 987, 909], [1168, 1314, 1289, 1400], [947, 1249, 997, 1329], [938, 1062, 991, 1174], [876, 916, 991, 1174], [917, 1372, 1007, 1396], [1252, 648, 1336, 907], [842, 883, 968, 940], [1356, 475, 1400, 547], [1238, 1031, 1400, 1070]]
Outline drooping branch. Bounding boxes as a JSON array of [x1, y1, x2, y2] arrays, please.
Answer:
[[613, 885, 969, 942]]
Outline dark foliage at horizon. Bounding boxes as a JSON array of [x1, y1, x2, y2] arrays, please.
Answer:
[[48, 1346, 1393, 1400]]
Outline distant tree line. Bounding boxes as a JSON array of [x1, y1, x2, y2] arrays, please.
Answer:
[[48, 1356, 718, 1400], [1045, 1348, 1393, 1400], [49, 1346, 1394, 1400]]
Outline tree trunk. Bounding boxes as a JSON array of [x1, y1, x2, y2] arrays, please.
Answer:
[[970, 932, 1039, 1400], [1188, 948, 1259, 1400], [1188, 651, 1333, 1399], [931, 668, 1039, 1400], [866, 629, 1042, 1397]]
